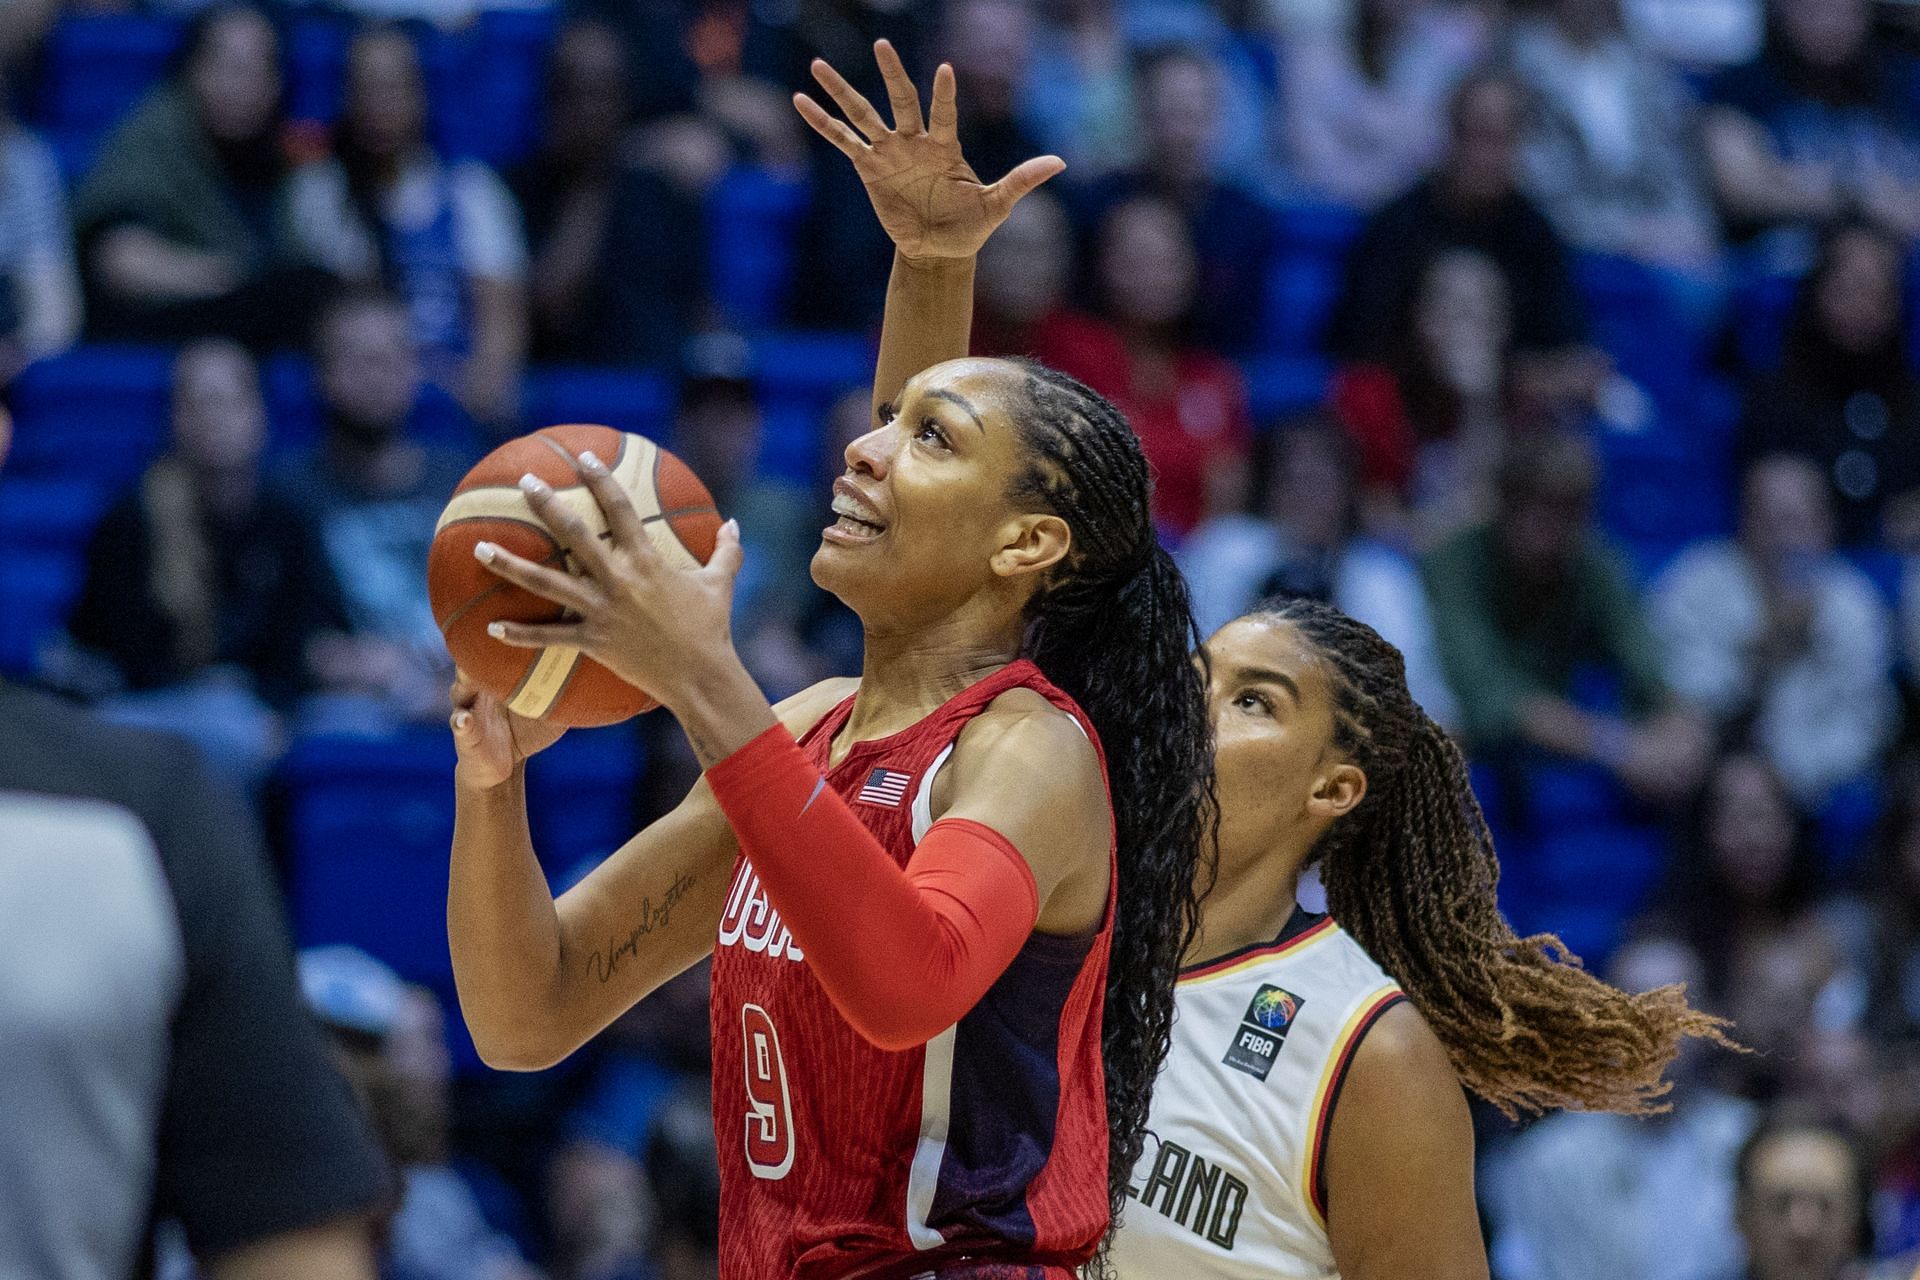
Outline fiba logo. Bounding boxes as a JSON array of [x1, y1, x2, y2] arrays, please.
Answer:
[[1247, 987, 1300, 1031], [717, 859, 806, 962], [1223, 984, 1305, 1081]]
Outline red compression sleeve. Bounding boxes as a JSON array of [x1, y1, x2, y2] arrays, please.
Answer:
[[705, 725, 1040, 1050]]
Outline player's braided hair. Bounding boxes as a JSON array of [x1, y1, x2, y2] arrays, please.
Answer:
[[1252, 596, 1734, 1117], [1003, 360, 1215, 1253]]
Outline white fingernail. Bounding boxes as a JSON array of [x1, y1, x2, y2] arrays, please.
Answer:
[[579, 450, 603, 471], [519, 473, 545, 493], [474, 542, 496, 563], [487, 622, 506, 639]]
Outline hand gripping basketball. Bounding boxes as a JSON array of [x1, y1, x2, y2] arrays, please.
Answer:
[[472, 449, 746, 715]]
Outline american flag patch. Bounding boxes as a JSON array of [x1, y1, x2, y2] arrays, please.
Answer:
[[857, 767, 913, 808]]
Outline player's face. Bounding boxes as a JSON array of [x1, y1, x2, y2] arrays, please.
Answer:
[[1202, 617, 1364, 880], [812, 359, 1066, 627]]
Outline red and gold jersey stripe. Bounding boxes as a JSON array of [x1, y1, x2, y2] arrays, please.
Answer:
[[1178, 917, 1339, 986], [1302, 986, 1408, 1229]]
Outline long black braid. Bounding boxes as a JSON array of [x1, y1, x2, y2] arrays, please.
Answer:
[[1004, 360, 1215, 1254], [1253, 596, 1734, 1116]]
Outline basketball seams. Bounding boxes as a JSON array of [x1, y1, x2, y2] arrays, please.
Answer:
[[436, 547, 569, 636], [432, 428, 718, 727]]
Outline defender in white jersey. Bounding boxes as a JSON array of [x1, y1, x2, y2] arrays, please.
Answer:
[[1110, 909, 1403, 1277], [1112, 597, 1732, 1279]]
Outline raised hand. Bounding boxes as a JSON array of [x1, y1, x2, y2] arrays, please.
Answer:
[[793, 40, 1064, 262]]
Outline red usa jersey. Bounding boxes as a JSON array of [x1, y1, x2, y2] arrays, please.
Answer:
[[710, 660, 1117, 1279]]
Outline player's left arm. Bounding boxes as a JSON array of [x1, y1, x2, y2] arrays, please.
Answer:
[[1324, 1002, 1489, 1280]]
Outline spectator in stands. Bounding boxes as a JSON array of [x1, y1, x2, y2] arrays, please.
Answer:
[[0, 73, 80, 385], [299, 946, 543, 1280], [0, 0, 52, 71], [74, 4, 323, 347], [645, 1082, 721, 1280], [1668, 750, 1827, 997], [1507, 0, 1722, 275], [285, 24, 528, 429], [1481, 934, 1755, 1280], [1178, 414, 1458, 724], [1046, 195, 1253, 537], [1703, 0, 1920, 247], [1650, 455, 1897, 806], [1017, 0, 1136, 179], [1282, 0, 1490, 210], [1729, 1117, 1874, 1280], [1738, 221, 1920, 547], [1328, 73, 1602, 406], [510, 20, 708, 369], [272, 287, 465, 731], [547, 959, 712, 1280], [970, 190, 1083, 358], [1078, 45, 1274, 356], [669, 334, 814, 634], [1423, 429, 1708, 805], [66, 340, 341, 792], [782, 15, 938, 332], [1331, 246, 1514, 541]]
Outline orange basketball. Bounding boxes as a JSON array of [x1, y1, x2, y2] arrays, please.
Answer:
[[427, 425, 722, 727]]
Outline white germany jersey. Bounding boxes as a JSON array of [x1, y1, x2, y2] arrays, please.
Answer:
[[1108, 912, 1404, 1279]]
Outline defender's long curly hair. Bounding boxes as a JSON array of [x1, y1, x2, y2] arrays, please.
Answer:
[[1252, 596, 1733, 1117], [1005, 361, 1215, 1251]]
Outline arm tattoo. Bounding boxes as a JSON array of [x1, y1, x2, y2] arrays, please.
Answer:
[[685, 725, 727, 771], [585, 870, 697, 984]]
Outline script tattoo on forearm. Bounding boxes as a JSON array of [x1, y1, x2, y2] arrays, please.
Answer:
[[585, 870, 697, 984]]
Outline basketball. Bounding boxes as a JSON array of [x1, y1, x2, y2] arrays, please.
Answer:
[[427, 425, 722, 727]]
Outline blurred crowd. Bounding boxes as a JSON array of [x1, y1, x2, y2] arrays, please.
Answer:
[[5, 0, 1920, 1275]]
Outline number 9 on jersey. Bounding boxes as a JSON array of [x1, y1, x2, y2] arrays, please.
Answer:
[[742, 1003, 795, 1179]]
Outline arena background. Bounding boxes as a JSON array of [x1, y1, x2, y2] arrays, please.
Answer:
[[3, 0, 1920, 1274]]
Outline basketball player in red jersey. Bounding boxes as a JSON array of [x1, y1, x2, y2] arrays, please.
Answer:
[[444, 42, 1213, 1280]]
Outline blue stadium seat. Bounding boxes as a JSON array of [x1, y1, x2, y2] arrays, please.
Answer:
[[1259, 201, 1362, 356], [284, 730, 459, 986], [524, 366, 674, 439], [1729, 268, 1800, 372], [708, 167, 810, 330], [1243, 354, 1332, 425], [752, 333, 874, 483], [1595, 425, 1735, 561], [0, 476, 112, 556], [33, 14, 178, 136], [524, 723, 645, 876], [0, 549, 84, 676], [1575, 253, 1709, 406], [460, 9, 556, 168], [8, 346, 173, 489], [283, 13, 352, 126]]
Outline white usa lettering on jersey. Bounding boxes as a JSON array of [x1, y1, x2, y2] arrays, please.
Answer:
[[716, 858, 805, 962]]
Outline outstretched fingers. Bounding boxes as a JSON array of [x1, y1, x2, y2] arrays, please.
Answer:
[[988, 155, 1068, 212], [810, 57, 889, 141], [793, 92, 865, 160], [873, 39, 924, 135], [928, 62, 959, 144]]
